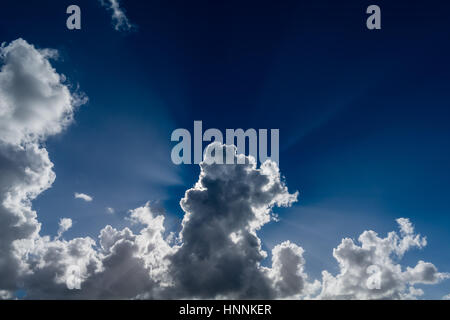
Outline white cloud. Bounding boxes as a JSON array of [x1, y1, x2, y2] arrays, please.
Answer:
[[56, 218, 72, 239], [317, 218, 449, 300], [74, 193, 93, 202], [267, 241, 320, 299], [443, 294, 450, 300], [0, 38, 87, 297], [0, 290, 13, 299], [106, 207, 115, 214], [0, 39, 86, 145], [99, 0, 134, 31]]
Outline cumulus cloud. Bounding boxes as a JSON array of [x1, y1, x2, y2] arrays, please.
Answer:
[[22, 144, 303, 299], [165, 143, 301, 299], [267, 241, 320, 299], [19, 235, 101, 298], [80, 204, 173, 299], [0, 38, 447, 300], [74, 192, 93, 202], [0, 39, 86, 145], [99, 0, 135, 31], [0, 38, 87, 297], [317, 218, 449, 300]]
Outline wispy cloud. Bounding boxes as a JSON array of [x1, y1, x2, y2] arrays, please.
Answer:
[[74, 192, 93, 202], [99, 0, 135, 31]]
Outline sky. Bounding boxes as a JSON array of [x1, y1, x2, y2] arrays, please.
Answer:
[[0, 0, 449, 299]]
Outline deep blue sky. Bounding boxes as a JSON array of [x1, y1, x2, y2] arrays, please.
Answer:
[[1, 0, 450, 298]]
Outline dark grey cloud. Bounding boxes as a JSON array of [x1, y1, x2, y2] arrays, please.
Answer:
[[166, 143, 299, 299]]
